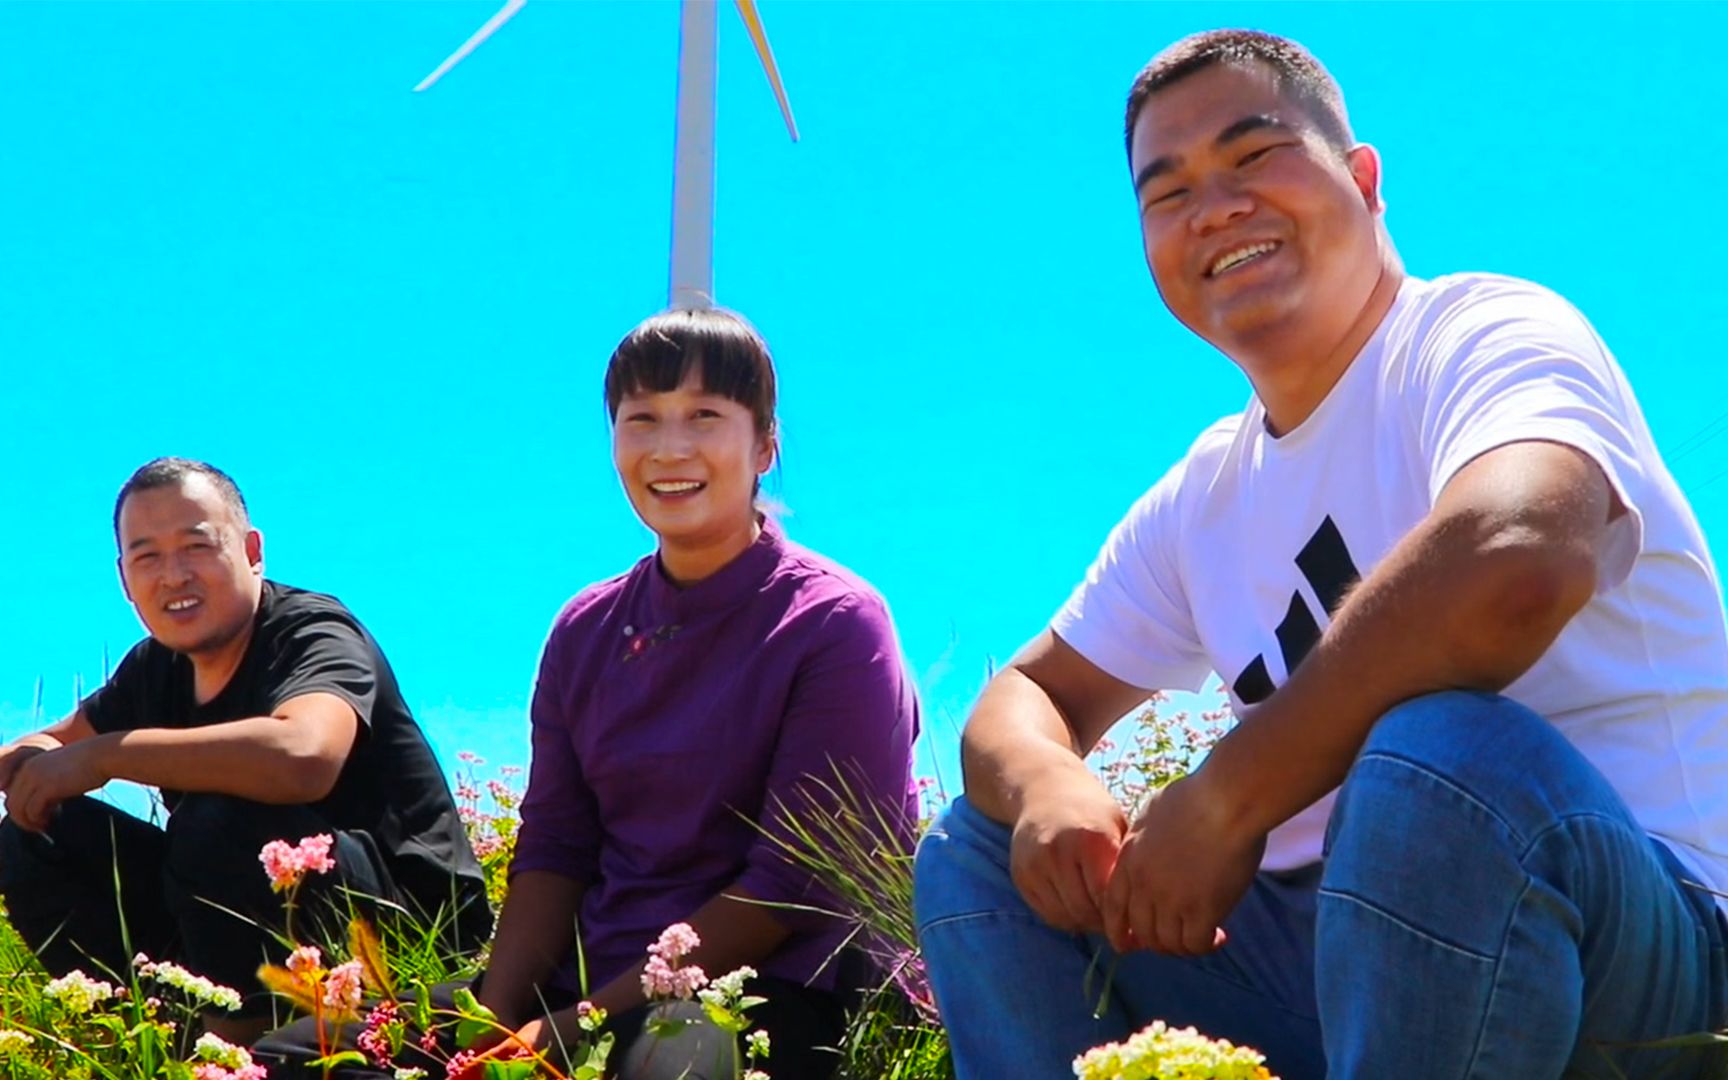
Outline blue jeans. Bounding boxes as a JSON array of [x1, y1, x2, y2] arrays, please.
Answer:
[[914, 691, 1728, 1079]]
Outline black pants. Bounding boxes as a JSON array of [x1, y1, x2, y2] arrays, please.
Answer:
[[0, 794, 404, 1019], [254, 974, 848, 1079]]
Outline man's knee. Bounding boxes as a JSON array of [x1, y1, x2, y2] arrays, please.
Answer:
[[1329, 690, 1606, 861], [163, 794, 276, 897], [1360, 689, 1544, 763], [0, 797, 128, 894]]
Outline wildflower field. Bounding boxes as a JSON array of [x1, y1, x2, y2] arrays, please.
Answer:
[[0, 698, 1269, 1079], [6, 696, 1716, 1078]]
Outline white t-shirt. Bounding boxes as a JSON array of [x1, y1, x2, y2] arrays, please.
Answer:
[[1054, 272, 1728, 911]]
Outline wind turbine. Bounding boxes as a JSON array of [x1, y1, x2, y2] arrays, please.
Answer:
[[414, 0, 799, 311]]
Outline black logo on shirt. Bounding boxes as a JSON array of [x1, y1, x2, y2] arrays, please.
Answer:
[[1230, 516, 1360, 705]]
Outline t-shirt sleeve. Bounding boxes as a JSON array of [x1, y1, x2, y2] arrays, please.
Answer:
[[510, 624, 602, 885], [1050, 468, 1210, 691], [734, 593, 918, 922], [264, 616, 379, 727], [1414, 281, 1646, 593], [80, 640, 155, 735]]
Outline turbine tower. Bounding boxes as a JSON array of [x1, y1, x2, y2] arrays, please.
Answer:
[[414, 0, 798, 311]]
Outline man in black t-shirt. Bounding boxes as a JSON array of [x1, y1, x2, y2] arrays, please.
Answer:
[[0, 457, 490, 1045]]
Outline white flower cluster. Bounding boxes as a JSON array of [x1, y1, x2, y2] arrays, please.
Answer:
[[696, 964, 757, 1011], [393, 1069, 429, 1080], [192, 1032, 268, 1079], [42, 971, 116, 1015], [135, 955, 245, 1012], [1073, 1020, 1275, 1080], [0, 1029, 35, 1054], [746, 1029, 771, 1059], [194, 1032, 252, 1069]]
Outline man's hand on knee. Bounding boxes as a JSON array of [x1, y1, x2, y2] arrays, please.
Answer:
[[3, 741, 109, 832], [1008, 774, 1126, 934], [1101, 774, 1263, 957]]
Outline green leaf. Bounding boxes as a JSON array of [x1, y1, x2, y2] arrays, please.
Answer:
[[582, 1031, 615, 1070], [700, 1001, 749, 1035], [455, 1015, 492, 1049], [309, 1050, 370, 1069], [415, 981, 434, 1031], [644, 1015, 692, 1039], [482, 1060, 539, 1080], [89, 1014, 127, 1037], [452, 988, 501, 1048]]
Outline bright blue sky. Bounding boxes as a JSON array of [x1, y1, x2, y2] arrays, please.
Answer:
[[3, 2, 1726, 798]]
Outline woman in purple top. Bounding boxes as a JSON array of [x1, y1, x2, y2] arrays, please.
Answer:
[[486, 307, 919, 1077], [258, 309, 920, 1079]]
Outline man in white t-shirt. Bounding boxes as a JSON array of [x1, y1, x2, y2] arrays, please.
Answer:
[[914, 28, 1728, 1080]]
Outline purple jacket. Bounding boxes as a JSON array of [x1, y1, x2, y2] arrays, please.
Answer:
[[512, 517, 920, 992]]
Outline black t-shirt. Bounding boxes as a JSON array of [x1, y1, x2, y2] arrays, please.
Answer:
[[83, 581, 486, 923]]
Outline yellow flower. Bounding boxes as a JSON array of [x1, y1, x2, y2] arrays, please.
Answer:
[[1074, 1019, 1276, 1080]]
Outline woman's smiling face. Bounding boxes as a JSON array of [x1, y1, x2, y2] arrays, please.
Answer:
[[612, 369, 774, 567]]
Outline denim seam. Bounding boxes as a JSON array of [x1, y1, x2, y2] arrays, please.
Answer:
[[917, 910, 1078, 936], [1354, 750, 1528, 848], [1317, 886, 1499, 962], [1462, 875, 1531, 1077], [1514, 811, 1630, 865]]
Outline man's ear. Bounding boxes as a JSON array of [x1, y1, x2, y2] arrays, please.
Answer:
[[246, 528, 265, 574], [1346, 143, 1385, 214]]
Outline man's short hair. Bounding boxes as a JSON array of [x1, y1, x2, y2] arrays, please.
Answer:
[[1124, 29, 1353, 160], [113, 457, 250, 539]]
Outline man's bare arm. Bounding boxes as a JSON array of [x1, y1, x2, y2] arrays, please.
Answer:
[[1102, 440, 1614, 955], [1203, 440, 1612, 836], [958, 632, 1151, 932], [0, 711, 98, 791], [3, 693, 359, 830], [961, 632, 1148, 826]]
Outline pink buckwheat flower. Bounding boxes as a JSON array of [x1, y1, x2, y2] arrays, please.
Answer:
[[297, 834, 336, 874], [259, 841, 301, 891], [192, 1065, 268, 1080], [641, 954, 679, 998], [649, 922, 701, 962], [259, 834, 338, 891], [287, 945, 323, 976], [357, 1000, 400, 1067], [322, 960, 364, 1014]]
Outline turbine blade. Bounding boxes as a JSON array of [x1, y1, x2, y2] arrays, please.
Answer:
[[414, 0, 528, 92], [734, 0, 799, 142]]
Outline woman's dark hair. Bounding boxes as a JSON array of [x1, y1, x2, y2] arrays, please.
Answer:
[[603, 307, 778, 439]]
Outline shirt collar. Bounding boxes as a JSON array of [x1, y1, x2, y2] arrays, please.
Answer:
[[640, 515, 786, 623]]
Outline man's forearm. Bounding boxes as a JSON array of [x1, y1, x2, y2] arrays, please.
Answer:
[[89, 718, 343, 804], [961, 667, 1107, 826], [1202, 504, 1598, 838]]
